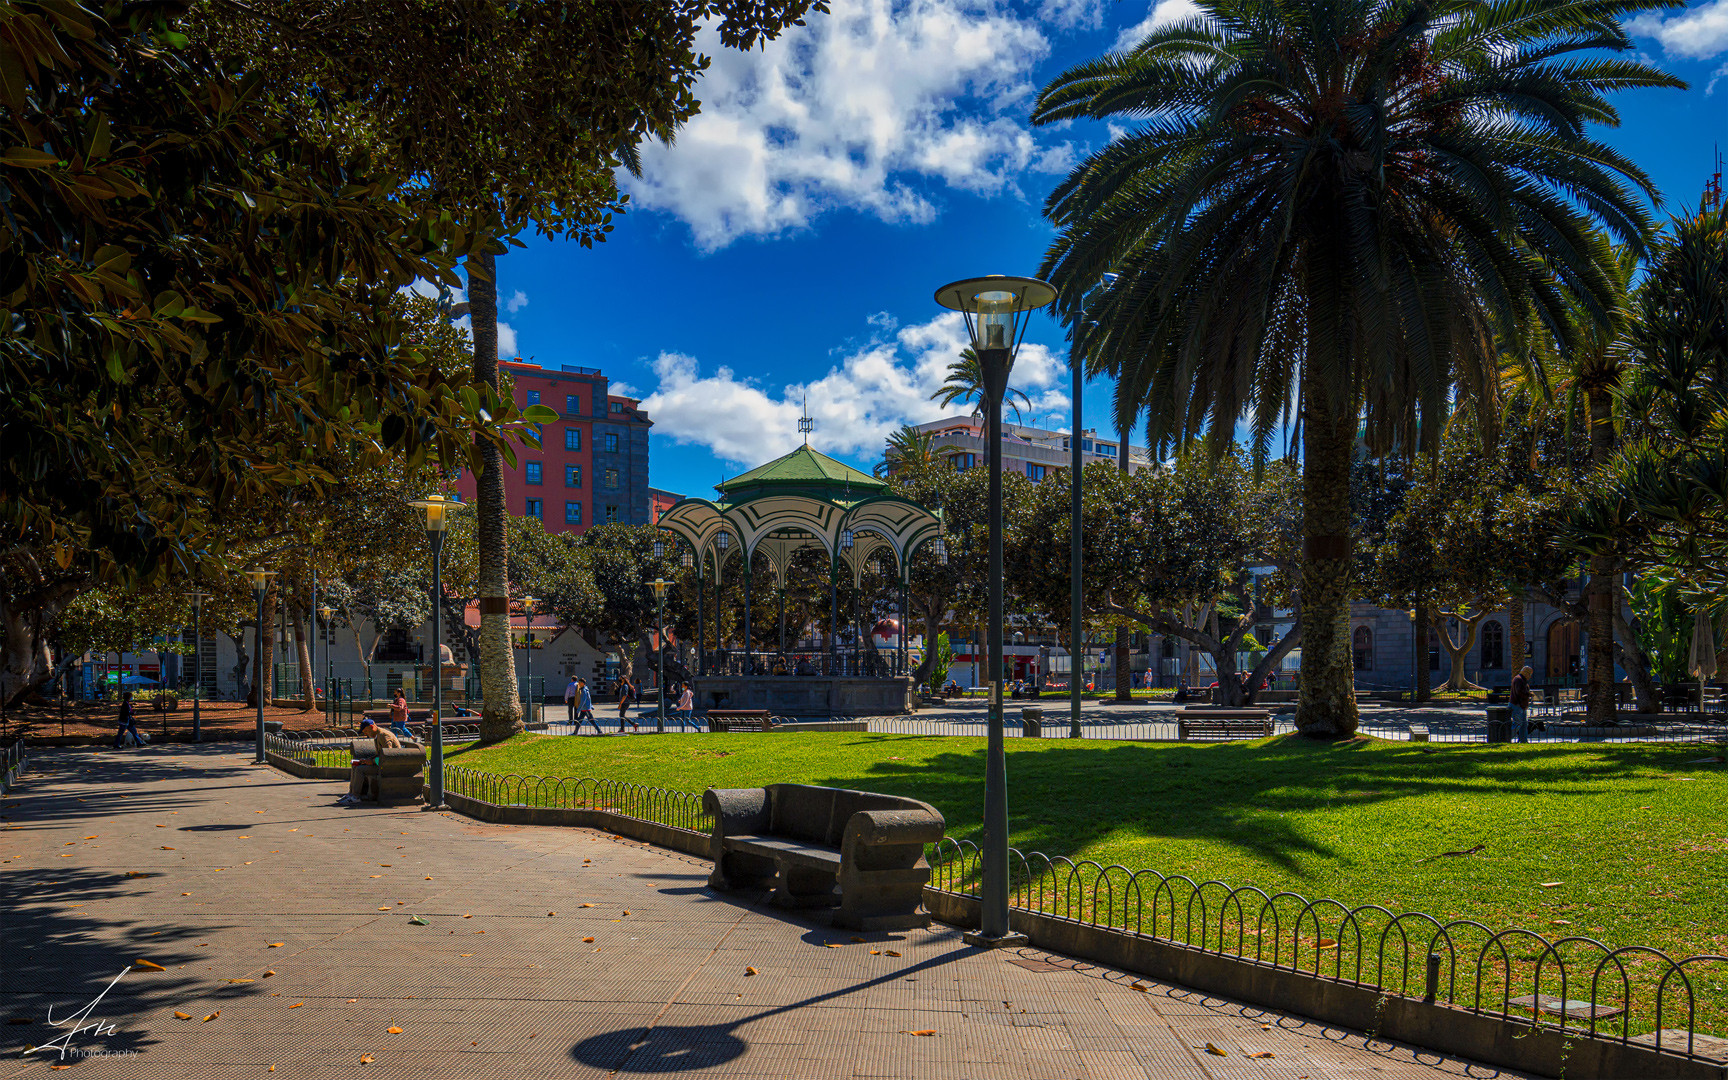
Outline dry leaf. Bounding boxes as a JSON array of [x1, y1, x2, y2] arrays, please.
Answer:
[[269, 1067, 275, 1072], [370, 875, 382, 879], [1131, 982, 1150, 992], [622, 910, 630, 916], [263, 970, 276, 977], [463, 914, 473, 918], [903, 1030, 937, 1037], [359, 1054, 373, 1064], [1250, 1051, 1275, 1059], [745, 967, 758, 976], [885, 950, 902, 957], [268, 942, 284, 948], [582, 937, 595, 943], [288, 1003, 303, 1009], [1315, 938, 1338, 949], [824, 943, 843, 949], [870, 950, 881, 955], [579, 903, 595, 908], [378, 906, 391, 911], [387, 1026, 403, 1034], [130, 960, 165, 972], [202, 1011, 221, 1022], [1540, 882, 1564, 888], [222, 978, 254, 984], [459, 954, 472, 957], [173, 1011, 191, 1020], [1205, 1042, 1227, 1056], [547, 912, 556, 917], [346, 999, 358, 1004], [182, 892, 191, 896], [851, 937, 865, 942], [160, 846, 175, 850]]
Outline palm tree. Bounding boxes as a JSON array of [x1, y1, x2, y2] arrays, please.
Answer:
[[931, 347, 1034, 421], [875, 425, 941, 478], [1033, 0, 1679, 737]]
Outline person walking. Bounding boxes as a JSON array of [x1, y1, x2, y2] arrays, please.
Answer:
[[616, 676, 639, 732], [564, 676, 579, 727], [387, 688, 412, 739], [113, 692, 143, 748], [1510, 665, 1534, 743], [676, 682, 695, 730], [574, 678, 602, 734]]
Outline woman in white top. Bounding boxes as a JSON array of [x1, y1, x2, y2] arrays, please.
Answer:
[[677, 684, 695, 730]]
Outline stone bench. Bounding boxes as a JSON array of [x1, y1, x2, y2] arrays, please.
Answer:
[[706, 710, 776, 732], [349, 739, 426, 804], [704, 783, 944, 930], [1177, 718, 1273, 741]]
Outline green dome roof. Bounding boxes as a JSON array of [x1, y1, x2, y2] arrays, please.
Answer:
[[716, 445, 887, 498]]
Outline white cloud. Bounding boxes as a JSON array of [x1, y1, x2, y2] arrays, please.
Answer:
[[1040, 0, 1105, 30], [503, 289, 529, 315], [1631, 1, 1728, 58], [641, 312, 1071, 466], [1708, 60, 1728, 93], [624, 0, 1057, 250], [1113, 0, 1203, 52], [609, 381, 640, 398]]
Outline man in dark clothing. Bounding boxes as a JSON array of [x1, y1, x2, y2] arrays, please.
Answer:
[[113, 692, 143, 748], [1509, 665, 1533, 743]]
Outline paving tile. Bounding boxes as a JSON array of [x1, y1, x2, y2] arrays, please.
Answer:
[[0, 746, 1536, 1080]]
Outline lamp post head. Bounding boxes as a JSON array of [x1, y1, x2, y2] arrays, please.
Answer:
[[649, 578, 672, 600], [319, 604, 333, 622], [715, 531, 731, 553], [840, 528, 854, 552], [930, 535, 948, 565], [653, 536, 666, 559], [186, 589, 209, 610], [933, 275, 1056, 392], [409, 494, 464, 537], [245, 568, 275, 596]]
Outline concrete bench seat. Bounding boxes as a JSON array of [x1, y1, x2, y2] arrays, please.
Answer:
[[1177, 718, 1273, 740], [706, 710, 776, 732], [704, 783, 944, 930], [349, 739, 426, 804]]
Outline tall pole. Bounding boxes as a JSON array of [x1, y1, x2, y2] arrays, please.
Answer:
[[428, 533, 446, 809], [253, 585, 266, 764], [742, 558, 752, 672], [1070, 356, 1083, 738], [901, 578, 910, 678], [309, 568, 317, 709], [967, 345, 1022, 947], [656, 588, 667, 733], [830, 565, 840, 675], [191, 598, 201, 743], [524, 607, 533, 723], [697, 562, 706, 677]]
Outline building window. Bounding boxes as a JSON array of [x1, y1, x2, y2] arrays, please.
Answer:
[[611, 401, 624, 413], [525, 498, 543, 518], [1352, 626, 1373, 671], [565, 464, 582, 488], [605, 432, 620, 453], [1027, 464, 1046, 482], [565, 394, 580, 416], [605, 504, 619, 522], [564, 427, 581, 451], [525, 390, 540, 406], [1480, 620, 1504, 669], [524, 461, 542, 485], [605, 468, 620, 489], [564, 501, 583, 525], [950, 453, 976, 471]]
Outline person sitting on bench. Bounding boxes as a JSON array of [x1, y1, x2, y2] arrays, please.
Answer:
[[338, 719, 401, 805]]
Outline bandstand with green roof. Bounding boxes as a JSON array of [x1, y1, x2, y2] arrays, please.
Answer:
[[655, 442, 944, 715]]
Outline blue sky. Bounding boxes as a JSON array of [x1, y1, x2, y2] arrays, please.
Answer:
[[485, 0, 1728, 500]]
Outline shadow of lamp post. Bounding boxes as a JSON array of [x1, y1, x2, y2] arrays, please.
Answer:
[[934, 273, 1055, 949]]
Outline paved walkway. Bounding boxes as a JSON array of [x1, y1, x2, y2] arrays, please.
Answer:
[[0, 747, 1529, 1079]]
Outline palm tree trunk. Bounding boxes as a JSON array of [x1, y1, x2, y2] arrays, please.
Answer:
[[1507, 594, 1525, 682], [1297, 367, 1359, 737], [1585, 386, 1616, 724], [1114, 432, 1132, 701], [469, 245, 524, 744]]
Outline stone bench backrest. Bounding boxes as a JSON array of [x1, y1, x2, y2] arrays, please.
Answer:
[[765, 783, 939, 848]]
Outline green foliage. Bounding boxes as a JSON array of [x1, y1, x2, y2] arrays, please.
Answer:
[[929, 347, 1033, 421], [1628, 573, 1692, 684], [928, 632, 954, 691]]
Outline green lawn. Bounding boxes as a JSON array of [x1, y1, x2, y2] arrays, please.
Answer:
[[448, 733, 1725, 954]]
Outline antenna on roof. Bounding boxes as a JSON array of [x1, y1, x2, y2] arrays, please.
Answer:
[[1706, 144, 1724, 212], [798, 394, 813, 446]]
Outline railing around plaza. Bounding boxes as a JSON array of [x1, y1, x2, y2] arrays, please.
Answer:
[[442, 765, 713, 834], [702, 649, 908, 678], [925, 838, 1728, 1062], [1, 739, 27, 793], [263, 723, 496, 769]]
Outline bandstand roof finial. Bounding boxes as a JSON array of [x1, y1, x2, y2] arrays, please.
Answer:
[[798, 393, 813, 445]]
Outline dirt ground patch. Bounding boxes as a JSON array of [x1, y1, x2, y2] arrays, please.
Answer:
[[3, 700, 343, 745]]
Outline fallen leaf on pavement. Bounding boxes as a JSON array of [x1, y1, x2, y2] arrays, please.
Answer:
[[579, 903, 594, 908], [347, 999, 358, 1004], [1250, 1051, 1275, 1059], [870, 950, 881, 955], [130, 960, 165, 972], [885, 950, 902, 957], [160, 846, 175, 850], [359, 1054, 372, 1064], [1205, 1043, 1227, 1056], [263, 971, 275, 978], [1316, 939, 1337, 949], [202, 1011, 220, 1022], [288, 1003, 303, 1009], [851, 937, 864, 942], [463, 914, 472, 918], [1131, 982, 1149, 992], [824, 943, 843, 948], [745, 967, 758, 976], [547, 912, 556, 917], [458, 954, 472, 957], [221, 979, 254, 984], [901, 1030, 936, 1037], [387, 1026, 403, 1034], [173, 1012, 191, 1020], [582, 937, 595, 943], [408, 916, 428, 926], [267, 943, 284, 948]]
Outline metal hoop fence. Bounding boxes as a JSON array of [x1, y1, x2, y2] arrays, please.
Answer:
[[442, 765, 713, 835], [927, 838, 1728, 1060]]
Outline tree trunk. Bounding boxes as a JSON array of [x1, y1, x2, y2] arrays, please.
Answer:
[[292, 605, 315, 711], [0, 581, 81, 708], [1507, 594, 1526, 680], [229, 630, 250, 700], [1297, 367, 1359, 737], [249, 589, 275, 707], [1242, 615, 1301, 704], [1433, 610, 1488, 691], [1585, 386, 1617, 724], [1611, 606, 1660, 713], [469, 245, 524, 744], [1413, 600, 1431, 702]]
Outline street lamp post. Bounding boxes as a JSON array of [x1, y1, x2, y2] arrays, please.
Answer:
[[935, 274, 1055, 949], [319, 604, 335, 718], [186, 590, 208, 742], [649, 578, 671, 733], [521, 595, 537, 725], [411, 495, 464, 810], [246, 569, 276, 763]]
